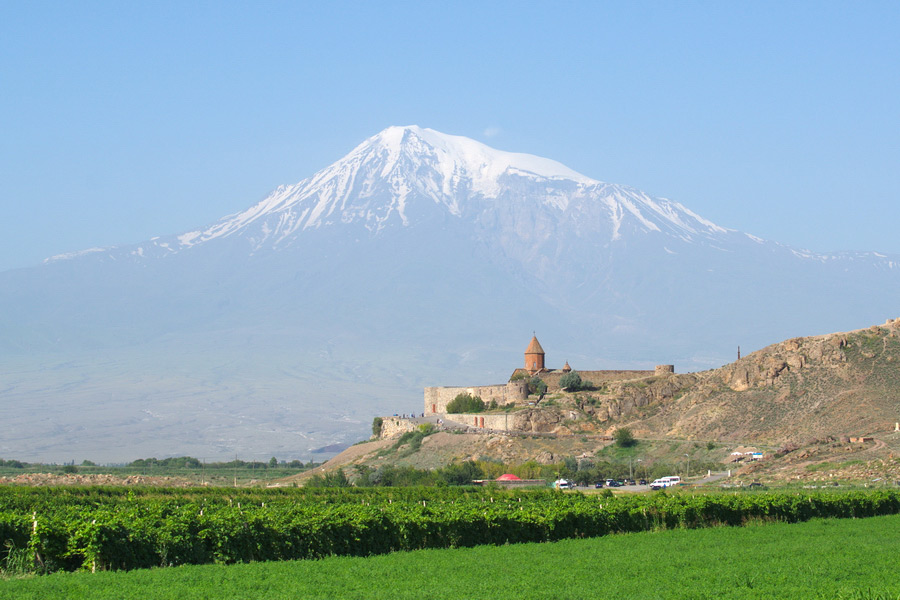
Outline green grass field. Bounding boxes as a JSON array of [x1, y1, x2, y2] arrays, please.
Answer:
[[3, 514, 899, 600]]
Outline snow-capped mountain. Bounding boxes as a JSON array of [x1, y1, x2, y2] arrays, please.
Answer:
[[52, 126, 735, 264], [170, 125, 727, 247], [3, 126, 899, 462]]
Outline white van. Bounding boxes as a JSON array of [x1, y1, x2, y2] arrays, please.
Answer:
[[650, 476, 681, 490]]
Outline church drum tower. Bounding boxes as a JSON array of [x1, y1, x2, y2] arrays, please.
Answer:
[[525, 335, 545, 374]]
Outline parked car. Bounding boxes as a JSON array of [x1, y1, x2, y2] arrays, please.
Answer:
[[604, 479, 621, 487], [624, 479, 636, 486], [594, 481, 604, 488], [638, 479, 648, 485]]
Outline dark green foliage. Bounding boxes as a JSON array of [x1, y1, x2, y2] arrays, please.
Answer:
[[528, 376, 547, 396], [558, 371, 584, 391], [446, 393, 485, 414], [128, 457, 202, 469], [614, 427, 637, 448], [371, 417, 383, 437], [306, 469, 351, 488], [438, 461, 484, 486]]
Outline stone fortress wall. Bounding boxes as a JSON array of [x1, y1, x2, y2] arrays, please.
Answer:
[[424, 381, 528, 416], [513, 365, 675, 391], [445, 413, 516, 432], [379, 416, 418, 438]]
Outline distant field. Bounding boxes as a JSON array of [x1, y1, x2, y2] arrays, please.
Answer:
[[3, 514, 900, 599], [0, 462, 315, 486]]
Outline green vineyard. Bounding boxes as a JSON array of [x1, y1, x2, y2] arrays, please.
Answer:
[[3, 486, 900, 574]]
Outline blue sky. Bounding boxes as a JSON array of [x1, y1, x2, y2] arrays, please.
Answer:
[[2, 1, 898, 271]]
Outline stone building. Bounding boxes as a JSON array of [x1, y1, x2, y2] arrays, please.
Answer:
[[422, 335, 675, 417]]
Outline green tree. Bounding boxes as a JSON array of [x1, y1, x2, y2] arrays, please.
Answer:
[[446, 393, 485, 413], [614, 427, 637, 448], [438, 460, 483, 485], [372, 417, 383, 437], [324, 468, 351, 487], [528, 376, 547, 397], [558, 371, 584, 391], [268, 456, 278, 469]]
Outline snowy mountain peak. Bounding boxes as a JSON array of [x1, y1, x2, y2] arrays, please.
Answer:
[[121, 126, 735, 257], [362, 125, 598, 193]]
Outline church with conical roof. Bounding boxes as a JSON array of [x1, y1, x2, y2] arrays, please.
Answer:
[[524, 335, 545, 374], [422, 334, 674, 418]]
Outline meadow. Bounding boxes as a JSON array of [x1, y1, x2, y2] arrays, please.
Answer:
[[3, 513, 900, 599]]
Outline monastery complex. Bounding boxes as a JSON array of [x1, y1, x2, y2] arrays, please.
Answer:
[[423, 335, 674, 415]]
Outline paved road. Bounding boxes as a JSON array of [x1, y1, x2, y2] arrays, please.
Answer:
[[573, 472, 732, 493]]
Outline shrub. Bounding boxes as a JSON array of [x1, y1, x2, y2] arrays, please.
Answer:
[[559, 371, 584, 391], [528, 376, 548, 397], [614, 427, 637, 448], [372, 417, 384, 437], [446, 393, 485, 414]]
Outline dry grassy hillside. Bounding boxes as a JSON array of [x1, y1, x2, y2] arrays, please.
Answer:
[[622, 318, 900, 444]]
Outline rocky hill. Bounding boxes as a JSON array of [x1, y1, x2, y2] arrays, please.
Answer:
[[291, 318, 900, 485], [623, 317, 900, 444]]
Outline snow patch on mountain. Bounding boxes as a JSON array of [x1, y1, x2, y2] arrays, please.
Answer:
[[45, 247, 108, 263]]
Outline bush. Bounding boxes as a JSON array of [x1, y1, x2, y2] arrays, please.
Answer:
[[446, 393, 485, 414], [614, 427, 637, 448], [372, 417, 384, 437], [528, 376, 547, 397], [558, 371, 584, 391]]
